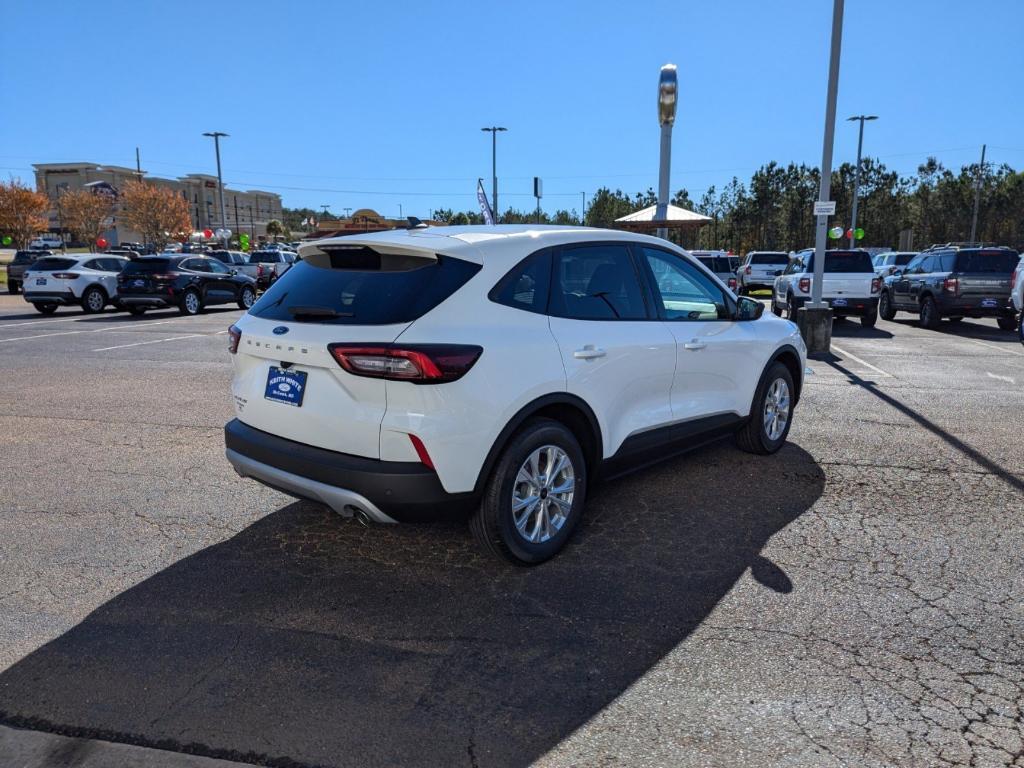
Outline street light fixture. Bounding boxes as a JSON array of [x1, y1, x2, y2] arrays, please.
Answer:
[[846, 115, 877, 248], [202, 131, 229, 246], [481, 126, 507, 223]]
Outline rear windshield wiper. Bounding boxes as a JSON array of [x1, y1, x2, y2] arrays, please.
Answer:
[[286, 305, 354, 319]]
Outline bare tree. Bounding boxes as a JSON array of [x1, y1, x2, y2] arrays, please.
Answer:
[[60, 189, 113, 251], [0, 179, 50, 249], [118, 181, 191, 249]]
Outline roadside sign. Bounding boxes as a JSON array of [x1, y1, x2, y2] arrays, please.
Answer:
[[814, 201, 836, 216]]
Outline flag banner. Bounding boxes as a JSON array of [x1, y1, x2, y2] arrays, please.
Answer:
[[477, 179, 495, 225]]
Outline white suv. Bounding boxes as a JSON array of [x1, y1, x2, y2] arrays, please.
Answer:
[[224, 226, 807, 563], [22, 254, 129, 314]]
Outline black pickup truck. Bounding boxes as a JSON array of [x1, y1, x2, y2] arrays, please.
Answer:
[[879, 246, 1020, 330]]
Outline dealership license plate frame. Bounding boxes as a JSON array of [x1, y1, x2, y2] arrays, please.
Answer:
[[264, 367, 308, 407]]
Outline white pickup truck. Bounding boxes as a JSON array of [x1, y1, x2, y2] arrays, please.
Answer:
[[772, 249, 881, 328]]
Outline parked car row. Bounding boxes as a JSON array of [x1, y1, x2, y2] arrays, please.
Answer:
[[18, 254, 259, 316]]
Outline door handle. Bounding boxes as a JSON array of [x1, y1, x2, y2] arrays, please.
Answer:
[[573, 346, 607, 360], [683, 340, 707, 351]]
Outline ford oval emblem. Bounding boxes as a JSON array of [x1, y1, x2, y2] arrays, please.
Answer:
[[272, 326, 289, 335]]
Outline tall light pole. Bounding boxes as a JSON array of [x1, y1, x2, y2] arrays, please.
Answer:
[[969, 144, 987, 244], [202, 132, 229, 246], [481, 126, 507, 223], [656, 64, 678, 240], [847, 114, 877, 248], [805, 0, 845, 357]]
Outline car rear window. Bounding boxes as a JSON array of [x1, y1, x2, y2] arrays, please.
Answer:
[[894, 253, 915, 266], [249, 247, 481, 325], [955, 250, 1018, 273], [27, 257, 77, 271], [250, 252, 281, 263], [803, 251, 874, 273], [751, 253, 788, 264], [12, 252, 38, 264], [122, 258, 173, 274]]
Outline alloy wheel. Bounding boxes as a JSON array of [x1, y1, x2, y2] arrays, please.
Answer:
[[511, 445, 575, 544], [185, 292, 200, 314], [86, 290, 104, 312], [763, 378, 791, 441]]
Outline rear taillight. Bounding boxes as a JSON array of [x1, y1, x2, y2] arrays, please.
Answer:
[[870, 277, 881, 294], [944, 277, 959, 295], [328, 344, 482, 384], [150, 272, 178, 280], [227, 324, 241, 354], [51, 272, 78, 279], [407, 434, 435, 469], [745, 265, 752, 275], [727, 277, 737, 290], [256, 264, 264, 277], [798, 277, 811, 293]]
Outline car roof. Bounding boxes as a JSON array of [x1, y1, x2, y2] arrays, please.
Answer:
[[299, 225, 692, 266]]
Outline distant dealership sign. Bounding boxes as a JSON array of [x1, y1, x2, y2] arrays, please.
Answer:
[[813, 200, 836, 216]]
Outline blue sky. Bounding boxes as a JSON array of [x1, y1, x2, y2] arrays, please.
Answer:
[[2, 0, 1022, 218]]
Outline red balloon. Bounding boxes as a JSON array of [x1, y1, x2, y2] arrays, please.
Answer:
[[845, 228, 853, 240], [203, 228, 213, 239], [96, 237, 108, 249]]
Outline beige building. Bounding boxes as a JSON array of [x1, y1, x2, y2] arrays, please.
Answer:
[[33, 162, 283, 245]]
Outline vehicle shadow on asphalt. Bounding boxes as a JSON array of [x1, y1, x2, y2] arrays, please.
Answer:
[[892, 317, 1018, 343], [830, 320, 894, 339], [0, 442, 824, 768]]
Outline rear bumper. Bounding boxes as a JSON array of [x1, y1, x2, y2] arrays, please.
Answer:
[[118, 295, 176, 308], [224, 418, 477, 523], [790, 296, 878, 315], [937, 296, 1014, 317], [24, 291, 77, 305]]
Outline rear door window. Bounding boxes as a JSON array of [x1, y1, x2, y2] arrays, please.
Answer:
[[955, 250, 1018, 273], [548, 244, 648, 321], [489, 249, 551, 314], [249, 247, 481, 325]]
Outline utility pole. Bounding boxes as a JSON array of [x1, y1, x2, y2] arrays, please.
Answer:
[[580, 192, 586, 224], [202, 132, 229, 247], [969, 144, 986, 244], [847, 114, 878, 248], [804, 0, 845, 356], [135, 147, 142, 180], [233, 195, 240, 242], [481, 126, 507, 224]]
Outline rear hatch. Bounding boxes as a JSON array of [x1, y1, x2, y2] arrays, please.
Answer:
[[749, 253, 788, 279], [804, 251, 876, 298], [23, 256, 79, 294], [232, 243, 481, 459], [118, 258, 175, 295], [954, 250, 1017, 301]]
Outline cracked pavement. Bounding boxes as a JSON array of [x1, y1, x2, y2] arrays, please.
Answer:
[[0, 296, 1021, 767]]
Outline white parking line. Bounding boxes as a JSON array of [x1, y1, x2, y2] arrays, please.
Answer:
[[830, 343, 892, 378], [92, 334, 207, 352], [986, 371, 1016, 384], [964, 338, 1023, 358], [0, 315, 92, 329], [0, 318, 183, 343]]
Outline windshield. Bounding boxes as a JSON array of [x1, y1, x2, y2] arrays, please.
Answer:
[[122, 258, 173, 274], [249, 250, 481, 325], [27, 257, 77, 271], [955, 251, 1019, 273], [751, 253, 788, 265]]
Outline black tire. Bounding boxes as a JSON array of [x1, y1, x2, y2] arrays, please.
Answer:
[[34, 303, 58, 315], [879, 291, 896, 320], [861, 308, 878, 328], [785, 294, 798, 321], [996, 315, 1017, 332], [771, 300, 783, 317], [179, 288, 202, 316], [237, 285, 256, 310], [7, 281, 18, 295], [948, 316, 963, 323], [1018, 313, 1024, 347], [735, 361, 794, 456], [919, 295, 940, 329], [81, 286, 106, 314], [469, 418, 587, 565], [128, 306, 147, 316]]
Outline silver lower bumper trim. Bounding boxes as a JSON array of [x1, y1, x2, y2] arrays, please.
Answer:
[[225, 448, 398, 524]]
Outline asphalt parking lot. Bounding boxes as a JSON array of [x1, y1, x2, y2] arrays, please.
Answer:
[[0, 293, 1021, 768]]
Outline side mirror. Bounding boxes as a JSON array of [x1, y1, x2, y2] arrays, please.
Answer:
[[736, 296, 764, 321], [230, 269, 237, 275], [892, 269, 903, 278], [773, 269, 783, 277]]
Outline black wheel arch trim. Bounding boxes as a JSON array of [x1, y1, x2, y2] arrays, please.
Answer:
[[764, 344, 803, 406], [472, 393, 603, 496], [83, 283, 108, 299]]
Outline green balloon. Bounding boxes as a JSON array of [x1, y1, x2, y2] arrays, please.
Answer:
[[854, 227, 865, 240], [828, 226, 843, 239], [1, 235, 11, 245]]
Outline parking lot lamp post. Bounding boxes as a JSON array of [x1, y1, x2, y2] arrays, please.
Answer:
[[656, 63, 678, 240], [847, 115, 877, 248], [202, 132, 229, 247], [481, 127, 507, 223], [802, 0, 845, 356]]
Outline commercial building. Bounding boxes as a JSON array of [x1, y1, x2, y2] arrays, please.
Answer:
[[32, 162, 283, 245]]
